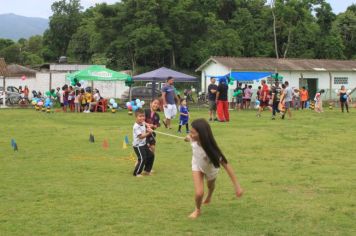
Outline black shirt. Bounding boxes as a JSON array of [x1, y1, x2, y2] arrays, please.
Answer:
[[217, 83, 228, 101], [207, 83, 218, 101], [340, 92, 347, 102], [272, 86, 282, 102], [144, 109, 160, 127]]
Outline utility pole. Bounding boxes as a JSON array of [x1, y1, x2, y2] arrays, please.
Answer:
[[271, 0, 279, 59]]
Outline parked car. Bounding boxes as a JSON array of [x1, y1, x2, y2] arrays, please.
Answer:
[[0, 86, 22, 105], [121, 86, 162, 104], [145, 82, 165, 90]]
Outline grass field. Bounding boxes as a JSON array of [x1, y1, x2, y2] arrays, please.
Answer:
[[0, 108, 355, 235]]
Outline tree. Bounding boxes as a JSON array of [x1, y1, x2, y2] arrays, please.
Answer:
[[26, 35, 43, 56], [335, 7, 356, 59], [43, 0, 83, 61], [0, 44, 21, 63], [230, 1, 272, 57], [312, 1, 344, 59], [0, 39, 14, 51]]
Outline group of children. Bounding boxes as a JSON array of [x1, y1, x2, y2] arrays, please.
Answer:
[[131, 99, 243, 219], [57, 85, 102, 113]]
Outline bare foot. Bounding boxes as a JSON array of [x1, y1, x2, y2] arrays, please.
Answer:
[[236, 188, 244, 198], [188, 209, 201, 219]]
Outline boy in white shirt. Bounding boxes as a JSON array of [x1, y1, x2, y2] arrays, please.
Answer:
[[132, 109, 153, 177]]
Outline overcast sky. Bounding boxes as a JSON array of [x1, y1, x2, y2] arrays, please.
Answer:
[[0, 0, 355, 18]]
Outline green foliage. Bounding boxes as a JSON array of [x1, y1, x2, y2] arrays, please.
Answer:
[[334, 8, 356, 59], [0, 44, 21, 63], [26, 35, 43, 55], [2, 0, 356, 69], [43, 0, 83, 60], [0, 38, 14, 51], [0, 36, 44, 65], [19, 52, 43, 66]]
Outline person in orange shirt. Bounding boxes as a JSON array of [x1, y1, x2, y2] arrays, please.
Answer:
[[300, 87, 309, 109]]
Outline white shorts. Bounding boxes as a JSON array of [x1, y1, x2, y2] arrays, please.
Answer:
[[163, 104, 177, 119], [192, 158, 219, 181]]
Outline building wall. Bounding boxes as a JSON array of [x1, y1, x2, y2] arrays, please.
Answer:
[[0, 76, 37, 92], [200, 62, 230, 92], [1, 72, 128, 99], [200, 64, 356, 101]]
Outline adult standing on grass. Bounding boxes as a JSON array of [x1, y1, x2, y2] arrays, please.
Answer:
[[256, 79, 269, 117], [216, 78, 229, 122], [207, 77, 218, 121], [338, 85, 349, 113], [162, 77, 179, 129], [235, 83, 243, 110], [184, 118, 243, 219], [243, 85, 253, 109], [300, 87, 309, 109], [271, 80, 282, 120], [281, 81, 293, 119]]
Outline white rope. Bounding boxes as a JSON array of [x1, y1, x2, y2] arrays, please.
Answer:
[[154, 130, 185, 139]]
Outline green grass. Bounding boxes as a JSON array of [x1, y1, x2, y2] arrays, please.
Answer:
[[0, 108, 355, 235]]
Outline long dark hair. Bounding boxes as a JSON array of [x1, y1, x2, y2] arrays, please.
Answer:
[[191, 118, 228, 168]]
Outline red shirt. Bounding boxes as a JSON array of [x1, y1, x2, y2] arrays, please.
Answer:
[[261, 84, 269, 101]]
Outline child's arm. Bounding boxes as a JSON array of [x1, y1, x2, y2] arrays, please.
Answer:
[[280, 91, 286, 104], [220, 161, 243, 198], [138, 127, 153, 139]]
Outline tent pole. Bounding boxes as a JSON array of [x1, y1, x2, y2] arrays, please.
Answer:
[[2, 76, 6, 106], [129, 86, 132, 102], [49, 72, 52, 91], [152, 81, 156, 100], [328, 72, 332, 101]]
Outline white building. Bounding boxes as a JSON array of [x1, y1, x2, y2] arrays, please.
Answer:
[[196, 56, 356, 100], [0, 63, 129, 99]]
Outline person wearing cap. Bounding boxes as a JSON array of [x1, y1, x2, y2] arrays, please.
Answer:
[[161, 76, 179, 129], [207, 77, 218, 121]]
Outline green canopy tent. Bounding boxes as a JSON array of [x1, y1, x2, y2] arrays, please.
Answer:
[[66, 65, 131, 82], [66, 65, 133, 100]]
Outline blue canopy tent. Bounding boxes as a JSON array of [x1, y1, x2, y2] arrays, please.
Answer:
[[229, 71, 273, 81], [133, 67, 197, 98], [207, 71, 273, 82]]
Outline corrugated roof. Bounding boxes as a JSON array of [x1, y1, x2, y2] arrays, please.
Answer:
[[0, 58, 8, 76], [196, 56, 356, 72], [50, 64, 106, 72], [6, 64, 37, 77]]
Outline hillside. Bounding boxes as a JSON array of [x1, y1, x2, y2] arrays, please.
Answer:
[[0, 13, 48, 40]]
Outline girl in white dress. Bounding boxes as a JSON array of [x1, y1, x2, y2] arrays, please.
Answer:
[[185, 118, 243, 219]]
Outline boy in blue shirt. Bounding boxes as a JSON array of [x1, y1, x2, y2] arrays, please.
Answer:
[[178, 99, 189, 133]]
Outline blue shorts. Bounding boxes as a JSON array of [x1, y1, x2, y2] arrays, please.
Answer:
[[179, 119, 188, 125], [284, 101, 292, 109]]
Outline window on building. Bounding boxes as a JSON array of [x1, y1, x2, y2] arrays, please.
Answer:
[[334, 77, 348, 84]]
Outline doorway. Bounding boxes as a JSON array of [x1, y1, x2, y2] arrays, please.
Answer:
[[299, 78, 318, 100]]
